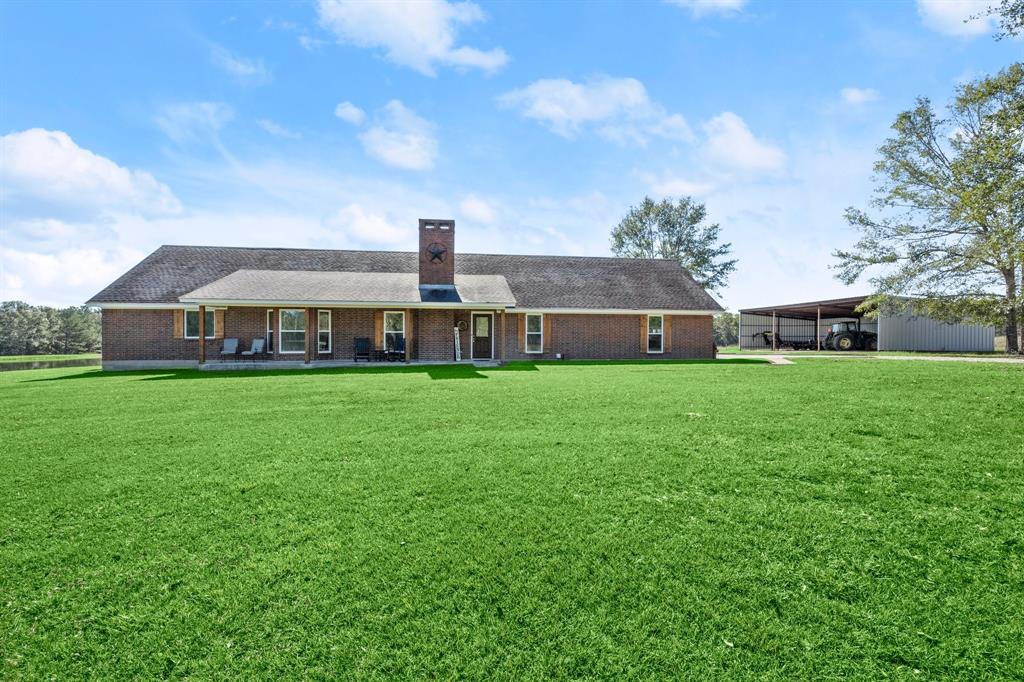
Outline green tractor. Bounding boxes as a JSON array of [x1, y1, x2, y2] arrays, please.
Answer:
[[822, 321, 878, 351]]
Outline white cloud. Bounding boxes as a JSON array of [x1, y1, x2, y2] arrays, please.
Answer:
[[840, 87, 880, 104], [0, 246, 147, 306], [916, 0, 996, 37], [257, 119, 301, 139], [459, 195, 496, 224], [702, 112, 786, 174], [154, 102, 234, 143], [334, 101, 366, 125], [298, 35, 327, 51], [0, 129, 182, 219], [315, 0, 508, 76], [665, 0, 748, 18], [323, 204, 411, 246], [209, 43, 271, 84], [645, 175, 715, 197], [358, 100, 438, 170], [498, 76, 694, 145]]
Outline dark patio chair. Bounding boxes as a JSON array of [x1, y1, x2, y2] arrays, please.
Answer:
[[240, 338, 265, 362], [220, 338, 239, 360], [353, 337, 371, 362], [385, 336, 406, 362]]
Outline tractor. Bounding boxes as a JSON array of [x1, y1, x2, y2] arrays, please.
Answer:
[[822, 321, 878, 351]]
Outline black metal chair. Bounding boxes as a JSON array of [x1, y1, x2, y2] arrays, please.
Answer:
[[385, 336, 406, 362], [353, 337, 371, 362]]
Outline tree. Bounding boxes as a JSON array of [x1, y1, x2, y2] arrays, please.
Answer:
[[834, 64, 1024, 353], [611, 196, 737, 294], [0, 301, 101, 355], [978, 0, 1024, 38], [713, 312, 739, 347]]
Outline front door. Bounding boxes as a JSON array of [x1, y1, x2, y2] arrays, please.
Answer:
[[471, 313, 492, 359]]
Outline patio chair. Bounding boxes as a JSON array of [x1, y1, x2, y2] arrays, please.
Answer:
[[385, 336, 406, 362], [240, 338, 265, 362], [353, 337, 371, 362], [220, 338, 239, 360]]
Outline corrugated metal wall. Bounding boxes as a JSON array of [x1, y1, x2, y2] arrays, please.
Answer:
[[739, 314, 876, 349], [878, 314, 995, 352], [739, 311, 994, 351]]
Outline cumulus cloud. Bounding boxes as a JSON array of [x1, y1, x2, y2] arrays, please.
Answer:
[[644, 174, 715, 197], [316, 0, 508, 76], [497, 76, 694, 145], [323, 204, 412, 245], [0, 129, 182, 219], [209, 43, 271, 84], [459, 195, 496, 224], [257, 119, 301, 139], [702, 112, 786, 174], [358, 100, 438, 170], [334, 101, 366, 125], [0, 246, 147, 306], [916, 0, 997, 37], [154, 101, 234, 143], [665, 0, 748, 18], [840, 87, 880, 104]]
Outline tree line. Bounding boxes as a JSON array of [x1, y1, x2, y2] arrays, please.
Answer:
[[0, 301, 101, 356]]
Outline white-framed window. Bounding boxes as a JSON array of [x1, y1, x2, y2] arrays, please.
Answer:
[[265, 309, 274, 352], [318, 310, 331, 354], [184, 309, 215, 339], [279, 309, 306, 354], [384, 311, 405, 351], [647, 314, 664, 353], [525, 313, 543, 353]]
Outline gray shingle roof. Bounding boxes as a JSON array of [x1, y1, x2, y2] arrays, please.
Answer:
[[179, 270, 515, 307], [87, 245, 722, 311]]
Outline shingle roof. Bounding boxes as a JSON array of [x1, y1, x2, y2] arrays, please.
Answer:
[[179, 270, 515, 307], [87, 245, 722, 311]]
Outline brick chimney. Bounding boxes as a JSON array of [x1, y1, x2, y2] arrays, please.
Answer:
[[418, 218, 455, 286]]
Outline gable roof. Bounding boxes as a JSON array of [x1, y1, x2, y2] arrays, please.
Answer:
[[87, 245, 722, 312], [179, 270, 516, 307]]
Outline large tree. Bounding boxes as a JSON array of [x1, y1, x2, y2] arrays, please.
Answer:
[[611, 196, 737, 294], [979, 0, 1024, 38], [834, 64, 1024, 353]]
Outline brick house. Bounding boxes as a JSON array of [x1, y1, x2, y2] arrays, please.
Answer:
[[87, 219, 722, 369]]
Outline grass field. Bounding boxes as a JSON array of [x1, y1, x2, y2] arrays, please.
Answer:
[[0, 353, 100, 364], [2, 360, 1023, 678]]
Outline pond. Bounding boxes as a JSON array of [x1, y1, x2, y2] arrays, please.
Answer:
[[0, 358, 102, 372]]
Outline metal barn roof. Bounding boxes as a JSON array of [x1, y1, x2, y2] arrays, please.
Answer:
[[739, 296, 870, 320]]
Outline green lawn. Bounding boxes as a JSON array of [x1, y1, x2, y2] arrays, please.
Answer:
[[717, 346, 1006, 358], [2, 360, 1022, 678], [0, 353, 100, 363]]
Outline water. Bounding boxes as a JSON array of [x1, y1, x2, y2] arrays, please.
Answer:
[[0, 358, 101, 372]]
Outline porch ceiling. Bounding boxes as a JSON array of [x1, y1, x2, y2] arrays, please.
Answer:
[[178, 269, 516, 308]]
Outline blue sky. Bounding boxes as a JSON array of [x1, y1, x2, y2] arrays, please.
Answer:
[[0, 0, 1019, 309]]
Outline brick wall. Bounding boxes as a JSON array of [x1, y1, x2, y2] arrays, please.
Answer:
[[501, 313, 714, 361], [102, 308, 715, 364]]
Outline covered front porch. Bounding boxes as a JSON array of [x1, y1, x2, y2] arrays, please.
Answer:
[[179, 267, 517, 368]]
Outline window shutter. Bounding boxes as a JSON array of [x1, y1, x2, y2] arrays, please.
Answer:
[[405, 308, 414, 359], [520, 313, 527, 352], [640, 315, 647, 354], [664, 315, 671, 353], [543, 314, 551, 353], [214, 309, 225, 339], [374, 310, 383, 350], [173, 310, 183, 338]]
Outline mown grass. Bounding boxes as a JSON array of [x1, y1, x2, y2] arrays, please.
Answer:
[[717, 346, 1007, 358], [2, 360, 1023, 679], [0, 353, 100, 363]]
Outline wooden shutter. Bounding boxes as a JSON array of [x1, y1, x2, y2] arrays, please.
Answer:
[[519, 313, 527, 352], [405, 308, 414, 360], [543, 314, 552, 353], [172, 309, 183, 338], [640, 315, 647, 354], [214, 309, 225, 339], [663, 315, 671, 353], [374, 310, 383, 350]]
